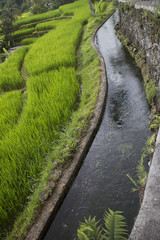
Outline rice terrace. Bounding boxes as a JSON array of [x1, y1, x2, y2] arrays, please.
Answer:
[[0, 0, 160, 239]]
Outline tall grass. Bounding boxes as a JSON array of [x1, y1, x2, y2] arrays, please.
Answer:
[[35, 21, 56, 31], [0, 67, 79, 236], [0, 91, 22, 139], [15, 9, 61, 26], [24, 7, 90, 75], [14, 27, 35, 39], [20, 37, 37, 45], [0, 47, 28, 91]]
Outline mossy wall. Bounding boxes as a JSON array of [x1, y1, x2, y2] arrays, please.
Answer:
[[118, 2, 160, 108]]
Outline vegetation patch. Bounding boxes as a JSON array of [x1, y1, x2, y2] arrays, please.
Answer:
[[0, 91, 22, 140], [15, 9, 61, 26], [20, 37, 37, 45], [0, 46, 28, 91], [14, 27, 35, 39], [35, 21, 56, 31]]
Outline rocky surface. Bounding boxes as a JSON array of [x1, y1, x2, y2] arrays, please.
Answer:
[[119, 1, 160, 108]]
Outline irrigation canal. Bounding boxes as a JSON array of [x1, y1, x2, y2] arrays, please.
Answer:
[[44, 10, 150, 239]]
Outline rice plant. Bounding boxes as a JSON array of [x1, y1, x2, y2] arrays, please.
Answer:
[[35, 21, 56, 31], [0, 91, 22, 139], [14, 27, 35, 39], [0, 46, 29, 91], [0, 67, 79, 235], [20, 37, 37, 45], [15, 9, 61, 26], [24, 7, 90, 76]]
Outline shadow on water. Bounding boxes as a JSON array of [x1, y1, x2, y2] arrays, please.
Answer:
[[44, 10, 150, 240]]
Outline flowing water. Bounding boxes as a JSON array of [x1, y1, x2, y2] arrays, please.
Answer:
[[44, 10, 150, 240]]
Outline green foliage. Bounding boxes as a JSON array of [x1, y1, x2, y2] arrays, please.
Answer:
[[127, 153, 147, 192], [145, 79, 158, 106], [20, 37, 37, 45], [24, 2, 90, 76], [15, 9, 61, 26], [2, 47, 9, 57], [103, 209, 128, 240], [92, 0, 108, 15], [100, 2, 107, 12], [0, 0, 18, 46], [35, 21, 56, 31], [144, 133, 156, 156], [77, 217, 103, 240], [0, 91, 22, 140], [0, 68, 79, 236], [0, 46, 28, 91], [77, 209, 127, 240], [14, 27, 35, 38], [150, 115, 160, 131]]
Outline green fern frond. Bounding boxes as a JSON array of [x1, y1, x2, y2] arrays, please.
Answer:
[[77, 216, 103, 240], [146, 134, 156, 147], [103, 209, 128, 240], [77, 230, 90, 240], [126, 174, 138, 189], [136, 156, 147, 187], [150, 115, 160, 130]]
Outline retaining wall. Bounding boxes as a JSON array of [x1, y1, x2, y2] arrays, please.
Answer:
[[119, 1, 160, 108]]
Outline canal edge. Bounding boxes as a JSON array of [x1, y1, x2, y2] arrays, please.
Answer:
[[25, 11, 115, 240]]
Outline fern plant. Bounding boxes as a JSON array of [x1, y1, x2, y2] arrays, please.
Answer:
[[77, 209, 128, 240], [103, 209, 128, 240], [126, 153, 147, 201]]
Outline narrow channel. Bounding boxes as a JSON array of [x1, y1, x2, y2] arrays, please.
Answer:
[[44, 10, 150, 240]]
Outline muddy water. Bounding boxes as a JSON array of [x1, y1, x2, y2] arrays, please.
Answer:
[[44, 11, 150, 240]]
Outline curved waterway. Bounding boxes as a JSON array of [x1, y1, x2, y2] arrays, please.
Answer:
[[44, 10, 150, 240]]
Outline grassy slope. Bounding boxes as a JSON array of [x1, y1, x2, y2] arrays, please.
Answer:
[[1, 1, 115, 240]]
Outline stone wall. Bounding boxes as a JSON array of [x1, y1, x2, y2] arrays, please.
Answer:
[[118, 2, 160, 108]]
